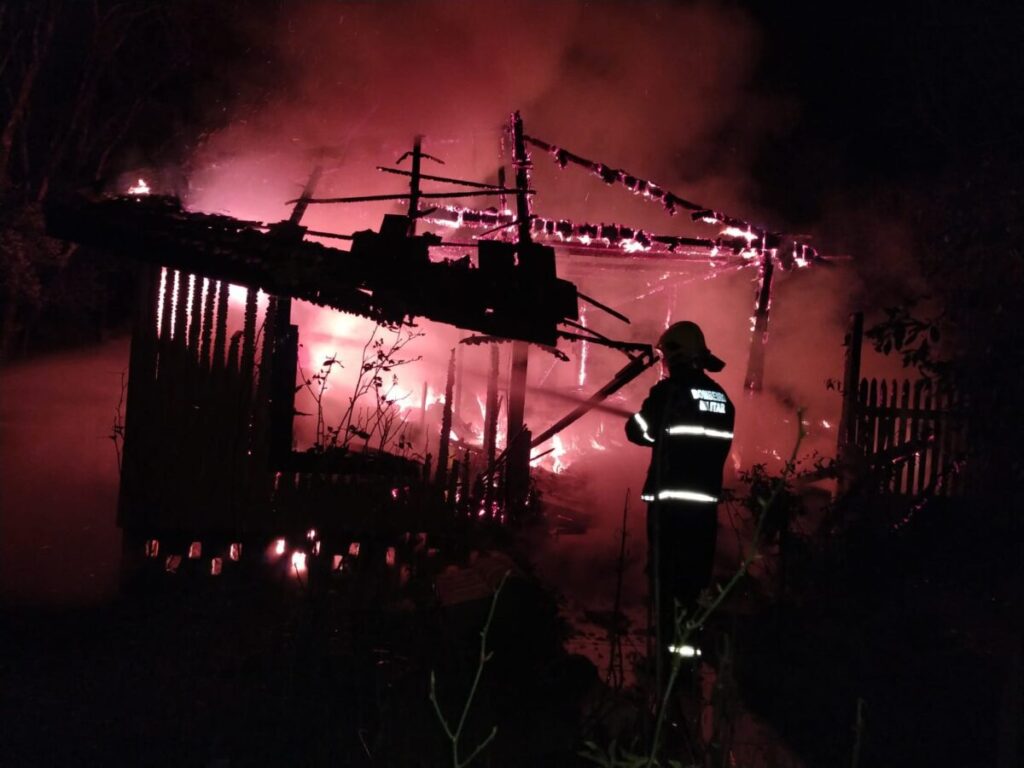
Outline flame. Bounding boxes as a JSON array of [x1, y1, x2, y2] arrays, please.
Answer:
[[533, 434, 568, 474], [721, 226, 757, 242], [128, 178, 150, 195], [291, 551, 307, 574], [272, 538, 286, 557]]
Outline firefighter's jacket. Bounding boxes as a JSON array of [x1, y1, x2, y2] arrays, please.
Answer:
[[625, 369, 735, 504]]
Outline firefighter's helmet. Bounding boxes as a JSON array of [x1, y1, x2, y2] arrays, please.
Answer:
[[657, 321, 725, 372]]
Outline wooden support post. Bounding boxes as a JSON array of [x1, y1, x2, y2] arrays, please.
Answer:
[[836, 311, 864, 495], [454, 340, 465, 426], [269, 165, 321, 464], [460, 450, 471, 516], [506, 111, 534, 516], [118, 262, 160, 530], [407, 135, 423, 235], [507, 342, 529, 450], [436, 348, 456, 487], [743, 249, 775, 392], [483, 345, 500, 516]]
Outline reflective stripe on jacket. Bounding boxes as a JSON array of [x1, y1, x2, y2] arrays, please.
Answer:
[[625, 368, 734, 502]]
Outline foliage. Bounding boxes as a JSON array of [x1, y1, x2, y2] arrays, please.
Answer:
[[864, 303, 949, 384], [736, 460, 802, 544], [297, 324, 423, 457], [0, 1, 286, 357], [429, 571, 509, 768]]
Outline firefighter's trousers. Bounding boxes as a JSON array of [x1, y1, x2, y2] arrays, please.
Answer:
[[647, 500, 718, 648]]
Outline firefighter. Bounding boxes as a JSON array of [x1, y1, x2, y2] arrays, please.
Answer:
[[625, 321, 735, 662]]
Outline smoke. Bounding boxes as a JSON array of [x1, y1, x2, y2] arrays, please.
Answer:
[[2, 2, 887, 606], [0, 340, 128, 604], [174, 0, 865, 610]]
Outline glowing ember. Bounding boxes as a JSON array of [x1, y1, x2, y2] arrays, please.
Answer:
[[332, 554, 344, 570], [348, 542, 361, 557], [385, 547, 396, 567], [306, 528, 317, 540], [721, 226, 757, 242], [229, 542, 242, 561], [127, 178, 150, 195], [188, 541, 202, 559], [144, 539, 160, 558], [210, 557, 223, 576]]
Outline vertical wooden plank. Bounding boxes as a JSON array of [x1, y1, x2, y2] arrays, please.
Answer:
[[240, 288, 258, 386], [856, 378, 869, 454], [212, 282, 229, 372], [460, 450, 471, 517], [946, 387, 961, 496], [744, 249, 775, 392], [867, 378, 879, 490], [200, 279, 217, 370], [158, 268, 174, 341], [908, 380, 924, 495], [931, 388, 947, 496], [896, 380, 911, 494], [172, 270, 188, 344], [919, 383, 934, 494], [837, 312, 864, 470], [878, 379, 890, 491], [268, 311, 298, 465], [483, 345, 500, 517], [187, 273, 202, 355], [118, 262, 161, 531], [886, 379, 899, 493], [435, 348, 456, 487]]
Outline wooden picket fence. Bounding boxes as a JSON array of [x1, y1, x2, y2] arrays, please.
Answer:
[[837, 312, 968, 498], [848, 377, 967, 497]]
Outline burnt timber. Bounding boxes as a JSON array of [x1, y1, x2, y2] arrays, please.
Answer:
[[45, 194, 579, 346]]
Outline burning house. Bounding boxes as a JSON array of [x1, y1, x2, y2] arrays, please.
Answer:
[[44, 111, 839, 585]]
